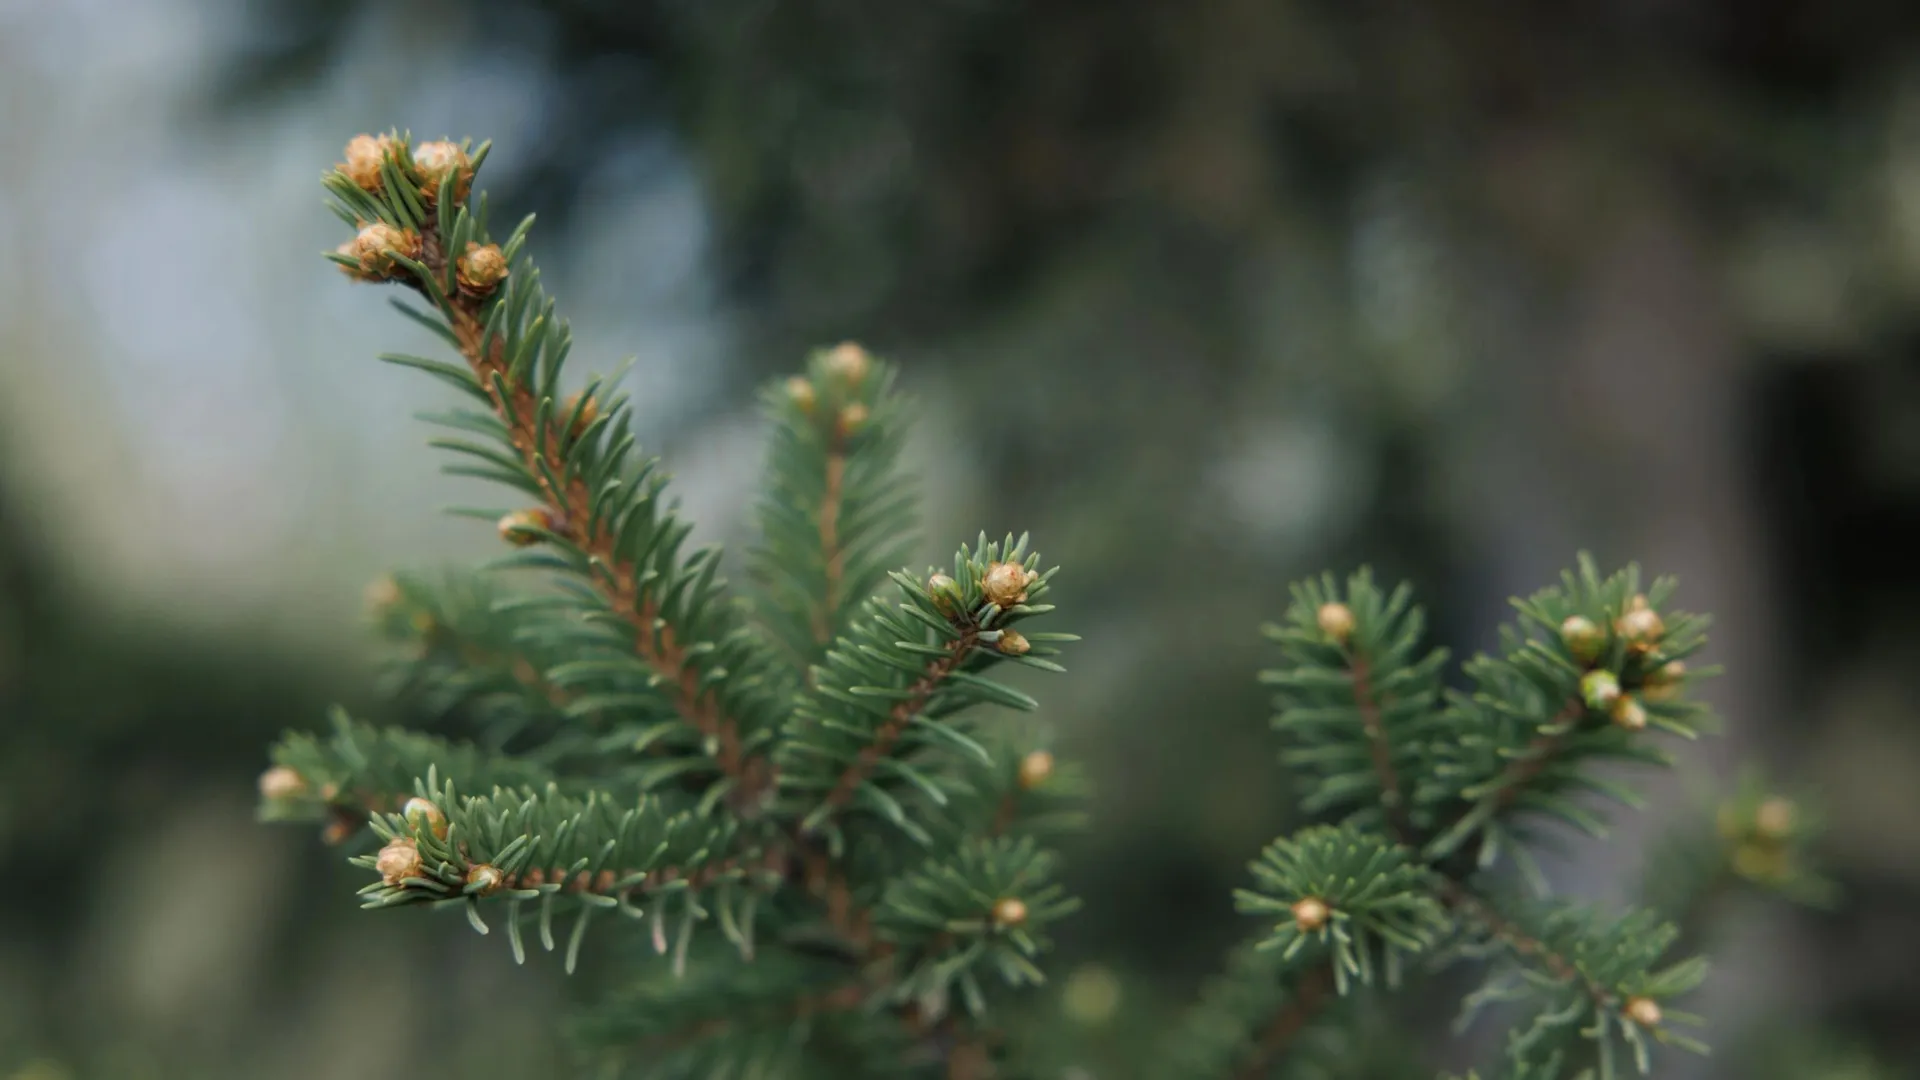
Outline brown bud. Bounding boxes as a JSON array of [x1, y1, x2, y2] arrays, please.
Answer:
[[825, 341, 871, 384], [339, 133, 401, 191], [1317, 602, 1356, 645], [1559, 615, 1605, 664], [1018, 750, 1055, 790], [497, 508, 554, 547], [411, 139, 473, 204], [1641, 659, 1686, 702], [363, 575, 401, 615], [837, 402, 870, 437], [318, 782, 340, 802], [981, 561, 1033, 608], [348, 222, 422, 277], [377, 838, 424, 886], [320, 817, 356, 846], [457, 241, 509, 294], [466, 864, 506, 897], [1624, 996, 1662, 1028], [1291, 896, 1330, 932], [403, 796, 449, 840], [1733, 841, 1789, 882], [992, 896, 1029, 928], [996, 629, 1031, 656], [563, 391, 600, 439], [1754, 797, 1795, 841], [258, 766, 307, 802], [333, 239, 380, 282], [1610, 694, 1648, 732], [786, 376, 816, 413], [1614, 594, 1665, 653]]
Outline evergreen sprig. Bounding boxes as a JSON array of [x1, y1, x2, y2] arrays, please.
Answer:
[[261, 130, 1825, 1080], [750, 347, 919, 673], [1236, 824, 1450, 993], [878, 836, 1081, 1017]]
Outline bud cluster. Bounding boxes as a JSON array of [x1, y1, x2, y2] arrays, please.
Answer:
[[787, 341, 878, 442], [1718, 794, 1802, 885], [1558, 592, 1682, 734], [335, 132, 474, 205], [329, 132, 489, 288]]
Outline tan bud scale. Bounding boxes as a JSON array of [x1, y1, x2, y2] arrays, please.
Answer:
[[1018, 750, 1055, 790], [377, 838, 424, 886], [1317, 602, 1356, 644], [992, 897, 1029, 927]]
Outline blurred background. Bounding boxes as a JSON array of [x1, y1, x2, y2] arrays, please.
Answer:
[[3, 0, 1920, 1077]]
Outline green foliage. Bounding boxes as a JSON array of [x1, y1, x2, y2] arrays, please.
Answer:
[[261, 131, 1827, 1080]]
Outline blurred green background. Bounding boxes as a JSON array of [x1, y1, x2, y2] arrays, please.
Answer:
[[3, 1, 1920, 1077]]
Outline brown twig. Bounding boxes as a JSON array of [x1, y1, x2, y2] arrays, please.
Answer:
[[415, 230, 764, 802], [988, 793, 1020, 837], [810, 444, 848, 647], [1487, 697, 1585, 815], [1346, 652, 1413, 844], [1436, 878, 1613, 1007], [820, 630, 978, 812], [1232, 966, 1335, 1080]]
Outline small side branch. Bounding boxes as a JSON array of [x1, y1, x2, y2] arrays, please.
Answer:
[[820, 631, 979, 812], [1488, 697, 1585, 814], [1438, 879, 1613, 1008], [810, 444, 848, 647], [1233, 966, 1335, 1080], [1346, 652, 1413, 844]]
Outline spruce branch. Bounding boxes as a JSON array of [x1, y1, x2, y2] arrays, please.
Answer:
[[323, 133, 780, 809]]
